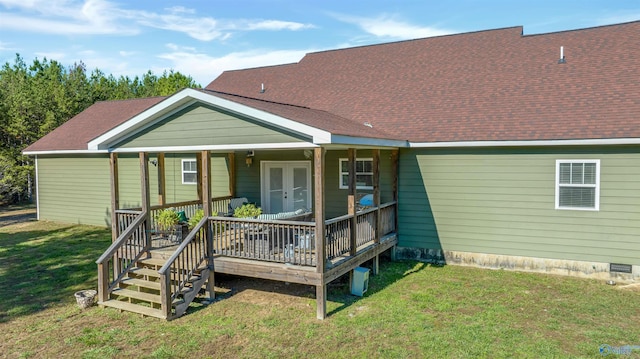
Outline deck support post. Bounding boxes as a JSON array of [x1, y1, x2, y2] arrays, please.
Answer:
[[109, 153, 119, 242], [316, 283, 327, 320], [314, 147, 327, 319], [201, 150, 215, 300], [157, 153, 166, 206], [140, 152, 151, 252], [372, 149, 380, 274]]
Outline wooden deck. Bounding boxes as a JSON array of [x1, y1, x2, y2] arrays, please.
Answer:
[[148, 232, 398, 287]]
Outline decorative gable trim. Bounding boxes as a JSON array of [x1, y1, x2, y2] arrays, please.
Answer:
[[87, 88, 332, 151]]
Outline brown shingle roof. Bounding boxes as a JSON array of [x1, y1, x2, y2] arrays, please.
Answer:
[[207, 22, 640, 142], [24, 97, 166, 152], [204, 90, 400, 140]]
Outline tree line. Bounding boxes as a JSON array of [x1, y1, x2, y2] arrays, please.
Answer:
[[0, 54, 199, 205]]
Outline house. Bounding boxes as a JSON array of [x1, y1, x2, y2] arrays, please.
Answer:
[[24, 21, 640, 318]]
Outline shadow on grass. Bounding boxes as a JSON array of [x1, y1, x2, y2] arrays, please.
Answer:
[[325, 258, 442, 317], [0, 224, 111, 323]]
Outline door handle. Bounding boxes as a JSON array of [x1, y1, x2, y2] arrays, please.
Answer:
[[284, 192, 287, 199]]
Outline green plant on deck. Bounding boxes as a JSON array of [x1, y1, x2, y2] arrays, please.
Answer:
[[155, 209, 180, 232], [188, 209, 205, 230], [233, 203, 261, 218]]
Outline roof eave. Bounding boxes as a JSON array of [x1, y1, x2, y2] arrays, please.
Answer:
[[409, 138, 640, 148]]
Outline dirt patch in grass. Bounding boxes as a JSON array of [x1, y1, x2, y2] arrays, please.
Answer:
[[0, 205, 36, 227]]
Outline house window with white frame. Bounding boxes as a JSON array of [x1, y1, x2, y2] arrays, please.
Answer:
[[339, 158, 373, 189], [555, 160, 600, 210], [182, 159, 197, 185]]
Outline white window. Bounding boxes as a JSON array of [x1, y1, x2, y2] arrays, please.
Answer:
[[182, 159, 197, 185], [339, 158, 373, 189], [555, 160, 600, 210]]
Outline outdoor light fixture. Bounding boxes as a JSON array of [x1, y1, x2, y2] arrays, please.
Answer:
[[149, 159, 158, 167], [246, 150, 254, 167]]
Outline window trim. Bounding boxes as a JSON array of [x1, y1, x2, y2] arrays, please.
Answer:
[[339, 158, 374, 190], [181, 159, 197, 185], [555, 159, 600, 211]]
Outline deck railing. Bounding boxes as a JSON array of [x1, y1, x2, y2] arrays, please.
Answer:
[[355, 208, 377, 247], [97, 211, 149, 303], [324, 214, 352, 260], [158, 216, 209, 318], [379, 201, 397, 236], [126, 195, 233, 231], [209, 216, 317, 266], [115, 209, 143, 238]]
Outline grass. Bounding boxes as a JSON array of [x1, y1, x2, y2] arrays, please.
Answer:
[[1, 217, 640, 358]]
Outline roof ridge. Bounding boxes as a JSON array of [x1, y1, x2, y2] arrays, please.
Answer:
[[303, 26, 524, 57], [203, 89, 311, 110], [523, 19, 640, 37], [93, 95, 168, 105]]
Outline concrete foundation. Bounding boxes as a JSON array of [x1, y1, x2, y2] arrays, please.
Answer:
[[395, 247, 640, 283]]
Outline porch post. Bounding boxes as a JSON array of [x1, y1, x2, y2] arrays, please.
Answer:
[[157, 153, 166, 206], [196, 152, 203, 202], [228, 152, 236, 197], [391, 149, 399, 261], [201, 150, 215, 300], [372, 149, 380, 275], [109, 153, 119, 242], [314, 147, 327, 319], [347, 148, 357, 257], [139, 152, 151, 251]]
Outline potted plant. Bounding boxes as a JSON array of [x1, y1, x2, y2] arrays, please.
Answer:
[[155, 209, 181, 242], [233, 203, 262, 218]]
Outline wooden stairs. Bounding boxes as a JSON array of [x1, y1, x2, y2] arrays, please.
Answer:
[[98, 257, 209, 320]]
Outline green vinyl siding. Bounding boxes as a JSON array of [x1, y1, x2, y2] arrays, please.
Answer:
[[36, 153, 231, 227], [37, 155, 112, 226], [116, 103, 308, 148], [398, 146, 640, 265]]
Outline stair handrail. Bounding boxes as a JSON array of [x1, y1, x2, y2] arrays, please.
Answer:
[[158, 216, 209, 317], [96, 211, 148, 303]]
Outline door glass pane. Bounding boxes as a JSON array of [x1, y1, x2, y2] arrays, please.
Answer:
[[293, 167, 309, 210], [269, 167, 284, 213]]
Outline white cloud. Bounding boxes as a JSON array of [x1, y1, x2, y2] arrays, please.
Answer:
[[0, 40, 17, 51], [0, 0, 314, 41], [34, 51, 66, 60], [118, 50, 136, 57], [137, 9, 314, 42], [0, 0, 137, 35], [157, 46, 313, 86], [332, 13, 454, 40]]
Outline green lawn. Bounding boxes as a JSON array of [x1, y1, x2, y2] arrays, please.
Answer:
[[1, 219, 639, 358]]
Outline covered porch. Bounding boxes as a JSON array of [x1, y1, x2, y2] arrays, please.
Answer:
[[97, 146, 399, 320]]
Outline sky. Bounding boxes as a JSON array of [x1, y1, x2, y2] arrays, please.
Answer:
[[0, 1, 638, 86]]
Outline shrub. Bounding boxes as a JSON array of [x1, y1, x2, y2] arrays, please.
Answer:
[[155, 209, 180, 232], [233, 203, 261, 218]]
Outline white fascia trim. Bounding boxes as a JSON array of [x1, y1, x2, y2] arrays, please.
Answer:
[[88, 88, 332, 150], [410, 138, 640, 148], [23, 149, 108, 155], [111, 142, 318, 153], [34, 156, 39, 220], [329, 135, 408, 148]]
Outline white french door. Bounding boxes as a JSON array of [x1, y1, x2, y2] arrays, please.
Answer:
[[261, 161, 311, 213]]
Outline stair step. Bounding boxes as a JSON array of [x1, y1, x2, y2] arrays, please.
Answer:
[[137, 257, 167, 267], [99, 299, 166, 319], [120, 277, 161, 291], [112, 288, 162, 304], [129, 267, 160, 278]]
